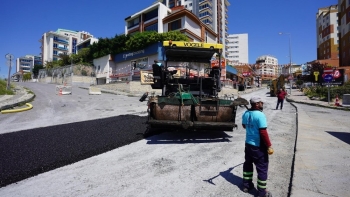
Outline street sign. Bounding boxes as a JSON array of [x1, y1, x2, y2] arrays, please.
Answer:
[[324, 74, 333, 82]]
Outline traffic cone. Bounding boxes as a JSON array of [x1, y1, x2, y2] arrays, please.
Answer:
[[335, 95, 340, 106], [59, 88, 62, 96]]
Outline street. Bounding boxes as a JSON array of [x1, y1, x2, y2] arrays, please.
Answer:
[[0, 82, 349, 196]]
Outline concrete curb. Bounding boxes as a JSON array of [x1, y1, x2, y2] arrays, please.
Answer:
[[0, 93, 35, 111], [286, 97, 350, 111]]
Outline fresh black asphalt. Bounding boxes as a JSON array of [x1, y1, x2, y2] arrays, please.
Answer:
[[0, 115, 147, 188]]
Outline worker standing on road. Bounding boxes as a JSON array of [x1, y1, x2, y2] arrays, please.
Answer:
[[242, 97, 273, 197], [276, 88, 287, 110]]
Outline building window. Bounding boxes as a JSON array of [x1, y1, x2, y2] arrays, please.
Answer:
[[199, 3, 212, 10], [169, 0, 175, 8], [169, 19, 181, 31], [145, 23, 158, 32], [128, 17, 140, 28], [144, 8, 158, 21]]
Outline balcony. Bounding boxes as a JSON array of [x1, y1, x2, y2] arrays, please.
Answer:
[[54, 39, 69, 44], [199, 0, 212, 5], [55, 46, 68, 51]]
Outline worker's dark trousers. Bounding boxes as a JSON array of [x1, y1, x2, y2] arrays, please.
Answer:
[[276, 99, 284, 110], [243, 143, 269, 196]]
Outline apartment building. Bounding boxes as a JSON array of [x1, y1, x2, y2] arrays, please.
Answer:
[[125, 2, 218, 41], [77, 37, 99, 53], [16, 55, 34, 73], [338, 0, 350, 67], [40, 29, 95, 65], [160, 0, 230, 54], [115, 2, 219, 83], [316, 5, 338, 61], [226, 33, 248, 64], [255, 55, 279, 80]]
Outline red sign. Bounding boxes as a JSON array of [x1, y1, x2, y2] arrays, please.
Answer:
[[211, 60, 225, 68], [242, 72, 251, 77], [322, 69, 341, 79]]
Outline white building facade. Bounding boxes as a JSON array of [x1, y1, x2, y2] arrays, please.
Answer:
[[256, 55, 279, 80], [226, 33, 248, 64], [40, 29, 95, 66], [16, 55, 34, 74], [160, 0, 230, 54]]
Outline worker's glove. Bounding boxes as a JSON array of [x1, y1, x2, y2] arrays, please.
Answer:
[[267, 147, 274, 155]]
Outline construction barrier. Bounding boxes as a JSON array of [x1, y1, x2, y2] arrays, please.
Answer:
[[89, 86, 102, 95], [55, 85, 72, 95], [342, 94, 350, 107]]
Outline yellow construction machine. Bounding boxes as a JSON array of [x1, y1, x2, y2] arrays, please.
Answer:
[[140, 41, 249, 134], [270, 75, 285, 97]]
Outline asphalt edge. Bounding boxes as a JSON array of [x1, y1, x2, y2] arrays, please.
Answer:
[[286, 100, 299, 197]]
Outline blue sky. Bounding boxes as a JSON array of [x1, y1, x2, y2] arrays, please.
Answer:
[[0, 0, 336, 78]]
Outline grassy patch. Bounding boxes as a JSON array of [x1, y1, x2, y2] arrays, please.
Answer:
[[23, 87, 34, 94], [0, 79, 14, 95]]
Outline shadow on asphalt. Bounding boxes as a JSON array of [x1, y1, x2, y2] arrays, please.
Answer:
[[203, 163, 258, 196], [326, 131, 350, 145], [145, 130, 233, 144]]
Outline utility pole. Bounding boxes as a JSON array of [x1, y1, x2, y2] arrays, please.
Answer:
[[5, 53, 14, 90], [279, 32, 293, 94]]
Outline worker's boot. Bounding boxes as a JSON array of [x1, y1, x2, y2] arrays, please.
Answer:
[[259, 190, 272, 197], [242, 182, 254, 193]]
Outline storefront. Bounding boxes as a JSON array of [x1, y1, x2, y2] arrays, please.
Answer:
[[113, 42, 162, 82]]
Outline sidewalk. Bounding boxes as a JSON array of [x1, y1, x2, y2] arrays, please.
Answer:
[[286, 88, 349, 111]]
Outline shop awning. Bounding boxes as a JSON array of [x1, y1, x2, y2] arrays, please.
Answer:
[[226, 66, 237, 75]]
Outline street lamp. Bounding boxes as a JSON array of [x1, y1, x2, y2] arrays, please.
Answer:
[[279, 32, 292, 94]]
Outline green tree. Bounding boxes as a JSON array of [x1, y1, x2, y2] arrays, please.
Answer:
[[125, 31, 189, 51], [32, 64, 44, 79], [58, 54, 71, 66], [87, 31, 189, 61], [23, 73, 32, 81]]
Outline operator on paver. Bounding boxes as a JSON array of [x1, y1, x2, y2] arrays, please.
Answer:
[[241, 96, 273, 197]]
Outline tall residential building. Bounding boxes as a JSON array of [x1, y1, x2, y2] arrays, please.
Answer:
[[226, 33, 248, 64], [39, 29, 95, 65], [255, 55, 279, 80], [338, 0, 350, 66], [160, 0, 230, 54], [16, 55, 34, 73], [316, 5, 338, 61]]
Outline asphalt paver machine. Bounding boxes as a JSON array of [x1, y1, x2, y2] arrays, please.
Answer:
[[141, 41, 248, 134]]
